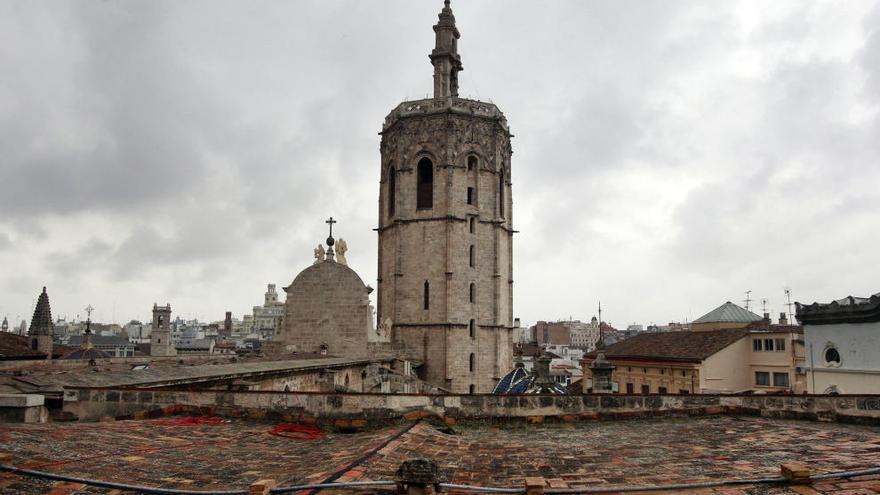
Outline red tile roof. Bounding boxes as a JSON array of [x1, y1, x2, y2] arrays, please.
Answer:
[[587, 328, 749, 362]]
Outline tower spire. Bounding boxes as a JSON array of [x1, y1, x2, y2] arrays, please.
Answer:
[[430, 0, 462, 98]]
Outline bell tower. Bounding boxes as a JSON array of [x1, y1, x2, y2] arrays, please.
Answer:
[[377, 1, 515, 393]]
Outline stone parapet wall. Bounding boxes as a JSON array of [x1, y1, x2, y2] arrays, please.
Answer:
[[62, 389, 880, 425], [0, 394, 47, 423]]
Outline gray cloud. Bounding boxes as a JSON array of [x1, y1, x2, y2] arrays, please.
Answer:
[[0, 0, 877, 327]]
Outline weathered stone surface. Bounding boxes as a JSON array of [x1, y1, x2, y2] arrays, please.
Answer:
[[376, 5, 515, 395], [281, 260, 374, 359]]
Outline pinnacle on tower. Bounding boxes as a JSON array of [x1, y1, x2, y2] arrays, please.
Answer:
[[430, 0, 463, 98], [28, 286, 54, 337]]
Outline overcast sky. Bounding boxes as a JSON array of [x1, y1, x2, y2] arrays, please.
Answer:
[[1, 1, 878, 329]]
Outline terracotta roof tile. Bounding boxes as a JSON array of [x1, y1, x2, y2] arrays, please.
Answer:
[[587, 328, 749, 362]]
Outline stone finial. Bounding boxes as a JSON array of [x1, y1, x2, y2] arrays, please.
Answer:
[[430, 0, 462, 98], [336, 238, 348, 266], [314, 244, 326, 264]]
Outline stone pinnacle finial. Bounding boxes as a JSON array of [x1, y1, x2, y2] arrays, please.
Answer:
[[431, 0, 462, 98]]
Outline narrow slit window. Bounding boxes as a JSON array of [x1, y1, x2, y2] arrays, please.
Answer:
[[469, 283, 475, 303], [423, 280, 430, 310], [388, 166, 396, 217], [469, 245, 475, 267], [467, 187, 474, 205], [499, 167, 505, 217]]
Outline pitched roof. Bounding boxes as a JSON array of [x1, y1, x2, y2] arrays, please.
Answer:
[[0, 332, 74, 360], [693, 301, 763, 324], [61, 347, 112, 360], [586, 328, 749, 362], [28, 287, 54, 336]]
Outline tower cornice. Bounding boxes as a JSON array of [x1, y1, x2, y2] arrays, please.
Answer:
[[382, 97, 509, 133]]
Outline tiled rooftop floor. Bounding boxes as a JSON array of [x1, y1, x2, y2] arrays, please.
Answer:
[[1, 416, 879, 494]]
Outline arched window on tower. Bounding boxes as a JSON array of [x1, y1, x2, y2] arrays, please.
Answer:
[[467, 155, 477, 171], [469, 283, 475, 303], [388, 166, 396, 218], [469, 319, 475, 338], [469, 245, 475, 267], [417, 158, 433, 209], [499, 167, 505, 218], [469, 353, 475, 372], [423, 280, 430, 310]]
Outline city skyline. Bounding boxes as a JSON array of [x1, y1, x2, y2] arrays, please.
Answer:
[[1, 1, 878, 328]]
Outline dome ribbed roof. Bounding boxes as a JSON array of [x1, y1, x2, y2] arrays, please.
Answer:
[[693, 301, 763, 324]]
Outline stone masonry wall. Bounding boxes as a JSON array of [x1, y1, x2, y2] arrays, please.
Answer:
[[377, 102, 514, 394], [282, 260, 372, 358], [63, 389, 880, 425]]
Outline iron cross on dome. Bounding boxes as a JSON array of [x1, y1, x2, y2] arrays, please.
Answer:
[[325, 217, 337, 247]]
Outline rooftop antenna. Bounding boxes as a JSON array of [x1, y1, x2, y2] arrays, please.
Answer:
[[761, 298, 768, 314], [784, 288, 794, 323], [744, 290, 753, 312]]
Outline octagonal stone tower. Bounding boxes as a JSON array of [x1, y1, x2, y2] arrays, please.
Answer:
[[377, 1, 514, 393]]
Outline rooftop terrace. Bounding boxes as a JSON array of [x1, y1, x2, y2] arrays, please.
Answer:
[[2, 415, 879, 494]]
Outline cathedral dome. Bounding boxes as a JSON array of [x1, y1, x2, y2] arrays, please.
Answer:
[[280, 258, 373, 357], [287, 258, 369, 299]]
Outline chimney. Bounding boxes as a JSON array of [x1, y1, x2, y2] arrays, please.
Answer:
[[779, 312, 788, 326], [535, 353, 552, 385], [514, 317, 521, 328]]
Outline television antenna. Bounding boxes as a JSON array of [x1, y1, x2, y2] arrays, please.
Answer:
[[784, 288, 794, 323]]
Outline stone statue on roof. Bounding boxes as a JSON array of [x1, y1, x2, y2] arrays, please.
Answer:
[[314, 244, 325, 264], [336, 238, 348, 266]]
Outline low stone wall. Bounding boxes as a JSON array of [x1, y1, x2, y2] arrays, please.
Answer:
[[61, 389, 880, 425], [0, 353, 237, 372]]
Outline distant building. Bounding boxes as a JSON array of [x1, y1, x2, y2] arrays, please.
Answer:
[[570, 317, 601, 351], [125, 320, 150, 343], [582, 317, 806, 394], [797, 292, 880, 394], [252, 284, 284, 340], [67, 335, 136, 357], [691, 301, 763, 332], [530, 321, 572, 346], [175, 338, 215, 355]]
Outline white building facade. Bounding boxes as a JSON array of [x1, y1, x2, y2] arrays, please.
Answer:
[[797, 293, 880, 394]]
